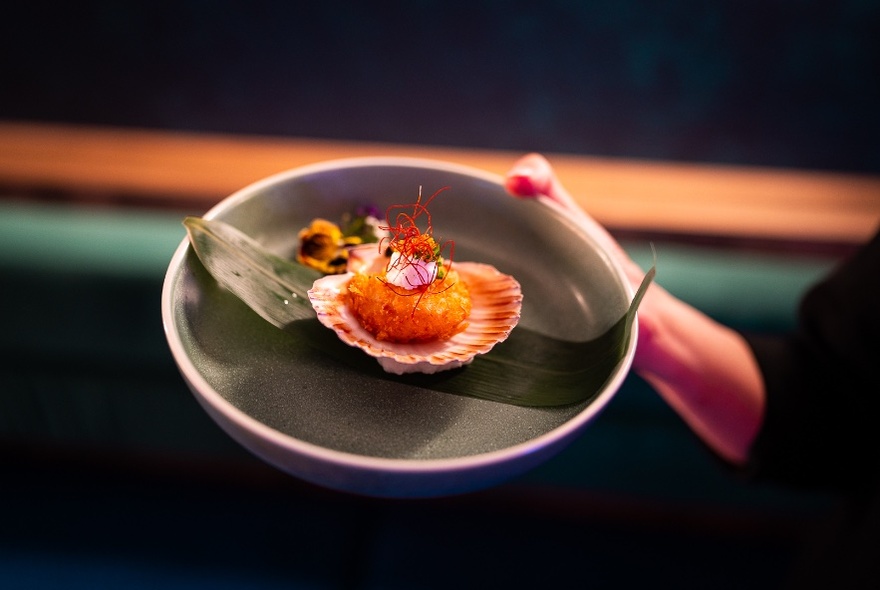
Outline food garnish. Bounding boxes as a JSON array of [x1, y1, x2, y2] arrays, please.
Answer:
[[296, 207, 385, 275]]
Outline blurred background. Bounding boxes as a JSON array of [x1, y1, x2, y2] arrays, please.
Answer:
[[2, 1, 879, 589], [3, 0, 879, 173]]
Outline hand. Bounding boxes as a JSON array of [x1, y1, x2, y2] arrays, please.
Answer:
[[505, 153, 766, 465], [505, 153, 660, 367]]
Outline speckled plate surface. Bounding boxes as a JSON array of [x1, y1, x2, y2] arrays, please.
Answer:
[[162, 157, 636, 497]]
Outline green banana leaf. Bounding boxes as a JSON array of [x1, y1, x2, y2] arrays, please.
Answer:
[[184, 216, 654, 407]]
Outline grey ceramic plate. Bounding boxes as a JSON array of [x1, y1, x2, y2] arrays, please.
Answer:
[[162, 157, 636, 497]]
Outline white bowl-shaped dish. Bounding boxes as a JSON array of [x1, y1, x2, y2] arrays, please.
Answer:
[[161, 157, 636, 497]]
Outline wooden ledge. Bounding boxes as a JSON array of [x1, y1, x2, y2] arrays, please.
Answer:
[[2, 120, 878, 247]]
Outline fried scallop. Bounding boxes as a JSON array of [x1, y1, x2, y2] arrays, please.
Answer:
[[346, 269, 472, 343], [308, 247, 522, 375]]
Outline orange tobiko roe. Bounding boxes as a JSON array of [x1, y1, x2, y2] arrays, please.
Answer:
[[347, 270, 471, 343]]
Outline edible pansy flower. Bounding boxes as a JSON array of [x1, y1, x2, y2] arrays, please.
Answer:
[[296, 218, 361, 274], [297, 206, 389, 275]]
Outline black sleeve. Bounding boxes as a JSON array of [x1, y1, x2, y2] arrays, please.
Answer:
[[744, 229, 880, 493]]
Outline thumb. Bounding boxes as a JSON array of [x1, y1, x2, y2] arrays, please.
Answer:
[[505, 153, 554, 198], [505, 153, 637, 276], [505, 153, 583, 216]]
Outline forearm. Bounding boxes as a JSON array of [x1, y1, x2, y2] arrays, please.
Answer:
[[630, 270, 766, 465]]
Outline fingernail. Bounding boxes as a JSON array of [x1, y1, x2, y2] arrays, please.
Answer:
[[505, 174, 539, 197]]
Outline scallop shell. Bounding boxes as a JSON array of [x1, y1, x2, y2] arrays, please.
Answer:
[[308, 250, 522, 375]]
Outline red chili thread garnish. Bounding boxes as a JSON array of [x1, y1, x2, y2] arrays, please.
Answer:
[[376, 186, 456, 312]]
